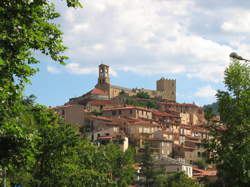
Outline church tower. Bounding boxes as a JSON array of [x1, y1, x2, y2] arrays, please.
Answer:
[[95, 64, 111, 96], [98, 64, 110, 84]]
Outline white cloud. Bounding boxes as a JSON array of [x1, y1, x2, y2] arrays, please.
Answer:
[[54, 0, 250, 82], [109, 67, 117, 77], [195, 85, 217, 98], [222, 9, 250, 33], [65, 63, 118, 77], [66, 63, 97, 75], [47, 66, 61, 74]]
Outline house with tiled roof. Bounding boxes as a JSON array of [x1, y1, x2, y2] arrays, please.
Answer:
[[154, 157, 193, 178], [50, 104, 85, 126], [103, 105, 153, 120], [67, 88, 109, 105], [143, 137, 173, 157], [86, 100, 116, 112]]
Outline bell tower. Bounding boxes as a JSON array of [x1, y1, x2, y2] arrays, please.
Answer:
[[98, 64, 110, 85]]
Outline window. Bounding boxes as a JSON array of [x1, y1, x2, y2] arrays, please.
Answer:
[[119, 110, 122, 115], [112, 111, 117, 115], [106, 133, 110, 136], [198, 152, 201, 157]]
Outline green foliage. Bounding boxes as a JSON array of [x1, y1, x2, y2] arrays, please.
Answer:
[[0, 0, 81, 172], [193, 159, 208, 170], [0, 0, 137, 186], [204, 107, 215, 122], [203, 102, 219, 116], [5, 104, 135, 187], [135, 91, 150, 99], [139, 142, 156, 186], [153, 172, 200, 187], [126, 98, 159, 109], [119, 90, 126, 95], [205, 61, 250, 186]]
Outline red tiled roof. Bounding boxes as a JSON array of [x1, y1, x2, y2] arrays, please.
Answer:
[[160, 102, 199, 108], [193, 168, 217, 176], [133, 121, 161, 127], [152, 110, 179, 118], [50, 104, 73, 110], [192, 128, 208, 133], [104, 105, 152, 112], [114, 117, 141, 123], [87, 115, 112, 121], [89, 88, 107, 95], [162, 130, 173, 135], [98, 136, 112, 139], [88, 100, 113, 106]]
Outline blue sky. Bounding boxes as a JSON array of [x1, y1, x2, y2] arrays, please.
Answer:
[[25, 0, 250, 107]]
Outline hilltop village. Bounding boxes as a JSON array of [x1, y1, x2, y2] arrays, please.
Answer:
[[51, 64, 216, 180]]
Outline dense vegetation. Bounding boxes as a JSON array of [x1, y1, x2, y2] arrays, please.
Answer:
[[125, 97, 159, 109], [203, 102, 219, 116], [0, 0, 136, 186], [205, 61, 250, 186]]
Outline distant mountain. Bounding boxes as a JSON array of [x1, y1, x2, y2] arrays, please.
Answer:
[[203, 102, 219, 115]]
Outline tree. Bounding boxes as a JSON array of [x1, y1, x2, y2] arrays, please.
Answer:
[[193, 159, 208, 170], [205, 61, 250, 186], [153, 172, 199, 187], [135, 91, 150, 99], [139, 142, 155, 186], [0, 0, 82, 185], [203, 102, 219, 116]]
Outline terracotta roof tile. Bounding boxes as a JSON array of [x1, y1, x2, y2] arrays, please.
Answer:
[[160, 102, 199, 108], [88, 100, 113, 106], [87, 115, 112, 121], [50, 104, 74, 110], [152, 110, 179, 118], [193, 168, 217, 176], [89, 88, 107, 95], [104, 106, 151, 112], [192, 128, 209, 133], [98, 136, 112, 139]]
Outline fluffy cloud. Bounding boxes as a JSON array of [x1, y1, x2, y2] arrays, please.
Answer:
[[195, 85, 217, 98], [53, 0, 250, 82], [65, 63, 117, 76], [222, 10, 250, 33], [47, 66, 61, 74]]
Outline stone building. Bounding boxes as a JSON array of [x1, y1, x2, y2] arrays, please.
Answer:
[[95, 64, 176, 101], [51, 104, 85, 126]]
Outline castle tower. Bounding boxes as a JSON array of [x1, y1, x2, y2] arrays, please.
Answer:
[[156, 78, 176, 101], [98, 64, 110, 84]]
